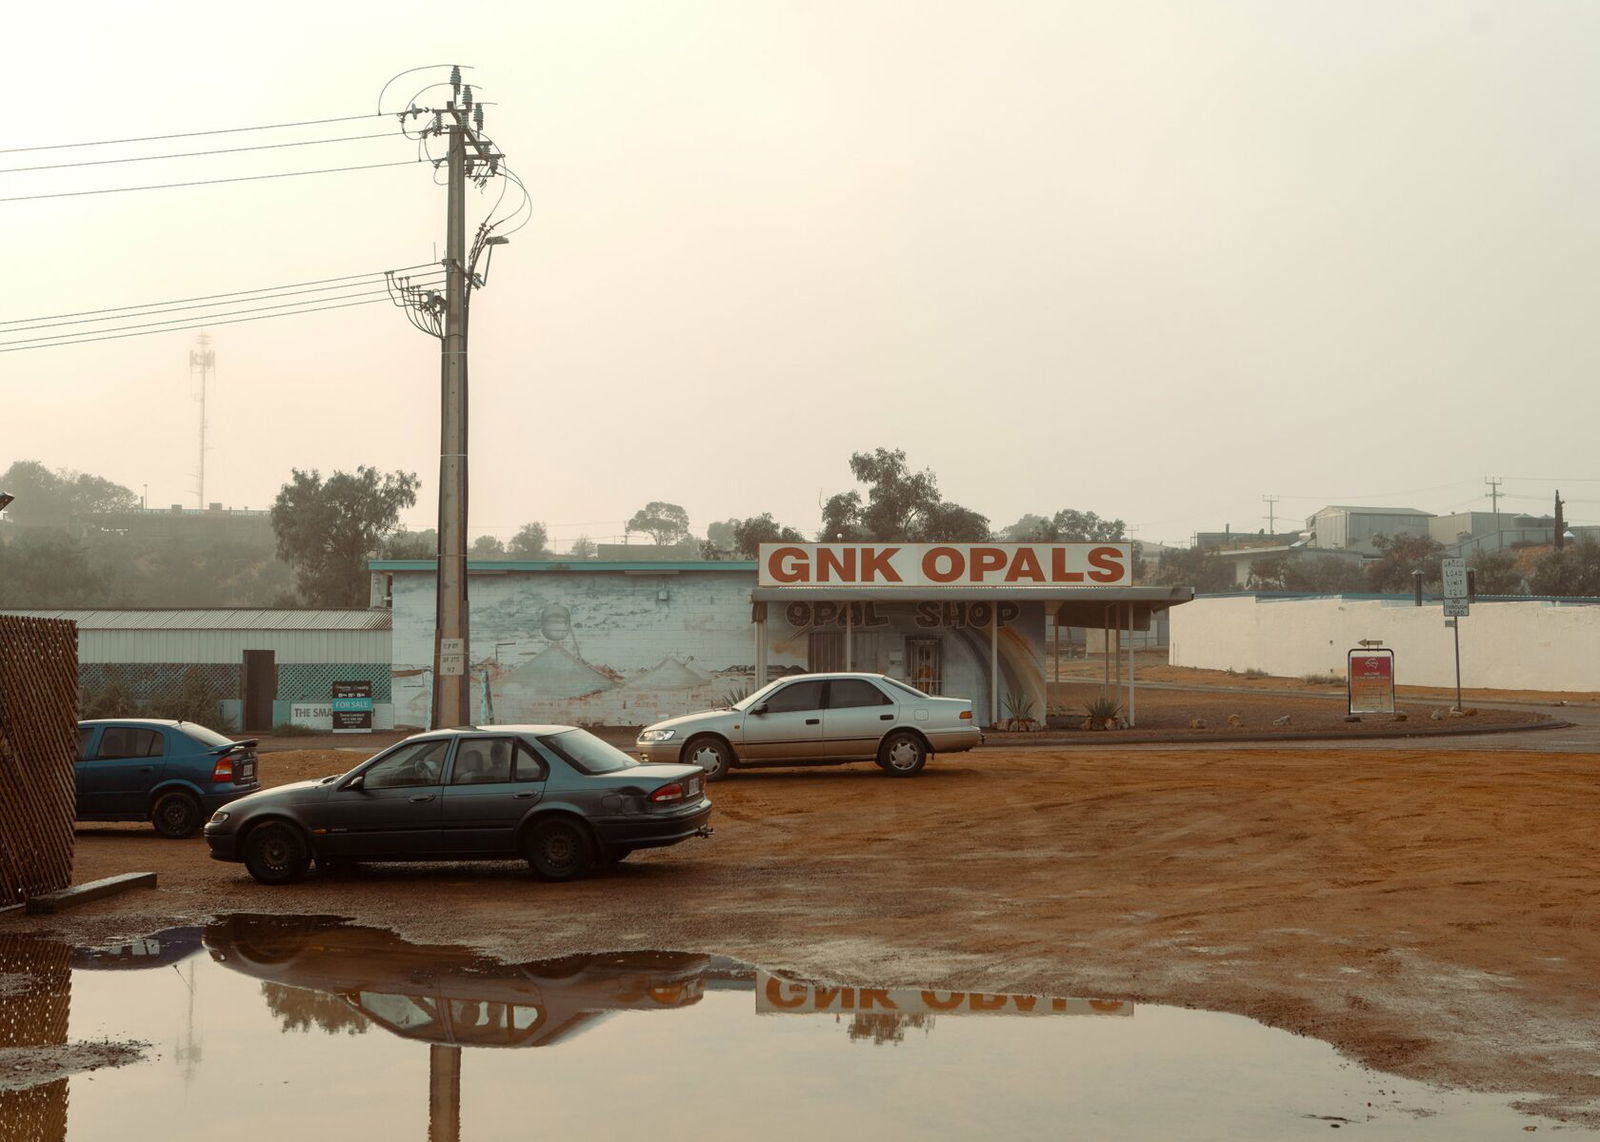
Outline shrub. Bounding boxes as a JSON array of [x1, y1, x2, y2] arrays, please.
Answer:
[[81, 679, 139, 720]]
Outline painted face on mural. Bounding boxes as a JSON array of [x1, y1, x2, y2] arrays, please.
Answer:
[[540, 604, 571, 642]]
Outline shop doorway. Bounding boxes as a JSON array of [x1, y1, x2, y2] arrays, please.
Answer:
[[905, 637, 943, 695], [808, 631, 844, 673]]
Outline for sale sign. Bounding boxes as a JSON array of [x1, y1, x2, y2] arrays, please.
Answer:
[[331, 680, 374, 734], [1347, 649, 1396, 715]]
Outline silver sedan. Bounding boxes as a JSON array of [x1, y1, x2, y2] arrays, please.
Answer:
[[636, 672, 980, 780]]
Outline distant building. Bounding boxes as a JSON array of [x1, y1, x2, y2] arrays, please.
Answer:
[[87, 503, 275, 545], [1305, 506, 1434, 554]]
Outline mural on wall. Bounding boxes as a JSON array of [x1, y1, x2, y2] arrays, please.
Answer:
[[390, 572, 793, 728]]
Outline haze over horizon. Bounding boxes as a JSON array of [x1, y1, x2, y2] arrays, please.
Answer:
[[5, 1, 1597, 550]]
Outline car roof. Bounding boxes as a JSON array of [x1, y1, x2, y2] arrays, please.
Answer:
[[79, 718, 188, 728], [770, 672, 892, 682], [405, 724, 583, 737]]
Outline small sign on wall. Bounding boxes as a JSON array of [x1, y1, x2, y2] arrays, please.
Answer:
[[332, 681, 374, 733], [1347, 649, 1396, 715]]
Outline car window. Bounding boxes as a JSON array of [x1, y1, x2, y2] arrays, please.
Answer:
[[764, 681, 824, 714], [96, 727, 164, 760], [827, 679, 892, 709], [77, 726, 94, 760], [364, 740, 450, 788], [539, 729, 636, 775], [882, 676, 931, 699], [734, 675, 804, 711], [514, 743, 548, 782], [177, 723, 234, 748], [450, 738, 520, 785]]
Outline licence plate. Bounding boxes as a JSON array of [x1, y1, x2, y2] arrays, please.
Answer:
[[238, 756, 256, 782], [686, 776, 701, 797]]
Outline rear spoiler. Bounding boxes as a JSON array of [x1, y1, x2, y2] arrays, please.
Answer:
[[209, 739, 259, 754]]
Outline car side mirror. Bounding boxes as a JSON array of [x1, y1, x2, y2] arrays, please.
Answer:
[[750, 704, 768, 716], [341, 774, 365, 792]]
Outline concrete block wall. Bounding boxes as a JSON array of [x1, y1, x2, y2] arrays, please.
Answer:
[[1170, 594, 1600, 692]]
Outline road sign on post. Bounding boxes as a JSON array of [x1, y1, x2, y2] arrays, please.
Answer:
[[1443, 599, 1469, 617], [1442, 557, 1468, 599]]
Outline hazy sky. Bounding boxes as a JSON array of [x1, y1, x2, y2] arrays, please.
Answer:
[[4, 1, 1597, 550]]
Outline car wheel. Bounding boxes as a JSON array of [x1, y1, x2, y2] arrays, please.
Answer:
[[877, 730, 928, 777], [242, 823, 311, 885], [151, 791, 203, 838], [683, 735, 733, 781], [525, 819, 594, 882]]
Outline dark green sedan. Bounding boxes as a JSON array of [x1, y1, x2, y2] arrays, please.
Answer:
[[203, 725, 713, 885]]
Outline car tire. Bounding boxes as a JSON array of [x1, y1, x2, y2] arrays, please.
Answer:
[[683, 735, 734, 781], [242, 822, 311, 885], [877, 730, 928, 777], [524, 819, 594, 882], [151, 791, 203, 839]]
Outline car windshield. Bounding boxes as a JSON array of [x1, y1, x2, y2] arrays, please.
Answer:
[[178, 723, 236, 748], [881, 676, 930, 699], [539, 729, 637, 775], [733, 678, 798, 710]]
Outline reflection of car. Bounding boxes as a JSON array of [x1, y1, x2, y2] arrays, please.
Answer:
[[203, 725, 713, 885], [76, 718, 260, 838], [636, 671, 980, 780], [204, 916, 710, 1049], [71, 926, 205, 971]]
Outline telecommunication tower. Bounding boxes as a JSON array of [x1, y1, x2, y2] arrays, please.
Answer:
[[188, 334, 216, 508]]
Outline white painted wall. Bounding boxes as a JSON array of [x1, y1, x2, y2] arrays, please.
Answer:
[[1170, 595, 1600, 691]]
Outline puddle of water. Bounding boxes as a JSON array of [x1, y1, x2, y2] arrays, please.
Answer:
[[0, 918, 1579, 1141]]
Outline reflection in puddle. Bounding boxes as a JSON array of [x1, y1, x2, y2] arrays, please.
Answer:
[[0, 916, 1566, 1141]]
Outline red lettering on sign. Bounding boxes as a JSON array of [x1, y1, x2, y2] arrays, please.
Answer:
[[769, 547, 808, 584], [860, 547, 903, 583], [1087, 546, 1125, 583], [969, 547, 1007, 581], [922, 548, 963, 583], [1006, 548, 1045, 583], [859, 989, 898, 1010], [920, 991, 968, 1010], [1089, 1000, 1126, 1013], [1050, 547, 1084, 583], [1011, 995, 1038, 1012], [969, 994, 1009, 1011], [763, 977, 809, 1009], [817, 547, 856, 583], [812, 987, 855, 1011]]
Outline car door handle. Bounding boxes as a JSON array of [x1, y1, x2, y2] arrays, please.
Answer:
[[408, 793, 436, 803], [805, 718, 820, 725], [879, 714, 893, 721], [512, 791, 538, 799]]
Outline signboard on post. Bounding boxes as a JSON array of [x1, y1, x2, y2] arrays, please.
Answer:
[[1443, 598, 1469, 618], [331, 681, 374, 734], [1347, 649, 1396, 715], [1442, 557, 1468, 600]]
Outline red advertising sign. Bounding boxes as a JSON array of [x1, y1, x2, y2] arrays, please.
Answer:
[[757, 543, 1132, 589], [1347, 650, 1396, 715]]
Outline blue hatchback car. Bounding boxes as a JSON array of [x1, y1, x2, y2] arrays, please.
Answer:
[[76, 719, 261, 838]]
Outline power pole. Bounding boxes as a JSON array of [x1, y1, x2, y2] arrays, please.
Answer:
[[1484, 476, 1502, 538], [1554, 489, 1566, 551], [189, 334, 215, 508], [1262, 495, 1278, 535], [387, 67, 507, 731]]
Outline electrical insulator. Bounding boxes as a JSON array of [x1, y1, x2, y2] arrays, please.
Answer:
[[474, 105, 485, 131], [463, 85, 474, 107], [450, 65, 461, 92], [432, 111, 443, 136]]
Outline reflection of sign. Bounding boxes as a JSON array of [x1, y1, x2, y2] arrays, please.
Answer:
[[915, 600, 1019, 629], [331, 681, 373, 733], [756, 973, 1132, 1017], [784, 601, 891, 629], [1442, 558, 1468, 600], [759, 543, 1131, 588], [1347, 650, 1395, 715], [1443, 599, 1469, 618]]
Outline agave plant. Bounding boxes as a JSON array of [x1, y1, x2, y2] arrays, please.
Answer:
[[1082, 694, 1123, 730]]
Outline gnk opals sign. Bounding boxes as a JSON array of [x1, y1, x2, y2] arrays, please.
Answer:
[[758, 543, 1133, 588], [1347, 649, 1396, 716], [331, 680, 374, 734]]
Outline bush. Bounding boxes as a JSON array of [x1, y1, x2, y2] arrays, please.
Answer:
[[144, 666, 222, 726], [81, 679, 139, 720]]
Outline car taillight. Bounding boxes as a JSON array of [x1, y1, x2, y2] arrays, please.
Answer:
[[649, 782, 685, 803], [959, 710, 972, 720], [211, 757, 234, 781]]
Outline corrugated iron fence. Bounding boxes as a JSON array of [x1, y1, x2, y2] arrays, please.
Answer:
[[0, 616, 77, 907]]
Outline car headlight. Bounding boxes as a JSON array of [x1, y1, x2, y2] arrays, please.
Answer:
[[638, 729, 676, 743], [208, 810, 230, 825]]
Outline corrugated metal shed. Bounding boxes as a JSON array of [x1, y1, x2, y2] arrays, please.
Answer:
[[1, 609, 391, 631]]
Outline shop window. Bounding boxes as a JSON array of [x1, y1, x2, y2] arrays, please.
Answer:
[[808, 630, 844, 673], [905, 637, 943, 695]]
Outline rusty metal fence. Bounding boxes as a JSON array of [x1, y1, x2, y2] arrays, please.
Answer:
[[0, 616, 77, 907]]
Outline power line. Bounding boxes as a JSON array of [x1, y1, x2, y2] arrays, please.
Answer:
[[0, 296, 391, 354], [0, 132, 400, 175], [0, 112, 390, 155], [0, 264, 440, 327], [0, 285, 403, 348], [0, 159, 423, 203]]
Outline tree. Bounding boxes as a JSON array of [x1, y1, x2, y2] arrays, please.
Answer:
[[0, 460, 137, 526], [0, 534, 104, 606], [1247, 553, 1369, 593], [1152, 546, 1234, 593], [1001, 509, 1127, 543], [568, 535, 597, 559], [626, 501, 691, 545], [821, 447, 988, 541], [507, 522, 549, 559], [471, 535, 506, 557], [270, 467, 418, 606], [730, 513, 807, 559], [1469, 548, 1524, 595], [1528, 539, 1600, 597], [1365, 533, 1444, 594], [382, 528, 436, 559]]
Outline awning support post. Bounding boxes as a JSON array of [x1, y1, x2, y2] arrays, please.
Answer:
[[990, 609, 1000, 729], [1126, 604, 1136, 727], [845, 602, 853, 670], [753, 601, 769, 687]]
